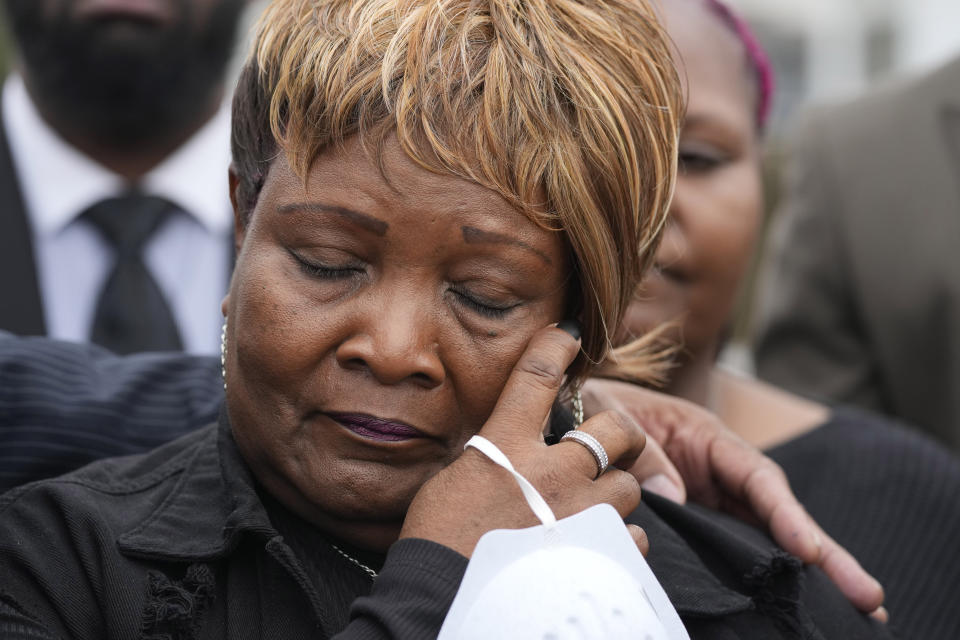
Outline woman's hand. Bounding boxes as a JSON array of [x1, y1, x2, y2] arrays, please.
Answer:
[[581, 378, 887, 620], [400, 326, 648, 558]]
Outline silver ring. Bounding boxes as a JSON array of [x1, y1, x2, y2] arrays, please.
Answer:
[[560, 429, 609, 479]]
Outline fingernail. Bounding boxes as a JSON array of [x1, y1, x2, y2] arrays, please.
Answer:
[[870, 606, 889, 623], [810, 528, 823, 554], [556, 320, 581, 340], [641, 473, 684, 504]]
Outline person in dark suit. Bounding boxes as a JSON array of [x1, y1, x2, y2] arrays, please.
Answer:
[[0, 0, 248, 354], [752, 55, 960, 451], [0, 331, 223, 490]]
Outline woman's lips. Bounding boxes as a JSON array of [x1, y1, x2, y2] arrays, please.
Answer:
[[328, 413, 425, 442]]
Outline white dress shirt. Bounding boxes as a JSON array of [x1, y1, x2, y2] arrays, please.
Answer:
[[2, 74, 232, 354]]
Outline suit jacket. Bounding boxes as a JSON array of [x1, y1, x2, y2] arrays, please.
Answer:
[[0, 331, 223, 491], [0, 104, 45, 336], [754, 55, 960, 451], [0, 96, 236, 349]]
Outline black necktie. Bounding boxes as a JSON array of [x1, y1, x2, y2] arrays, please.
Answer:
[[82, 195, 184, 354]]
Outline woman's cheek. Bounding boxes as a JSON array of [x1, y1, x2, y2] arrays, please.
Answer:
[[231, 251, 322, 396], [450, 321, 550, 431]]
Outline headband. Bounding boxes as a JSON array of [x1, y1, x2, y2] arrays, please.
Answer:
[[702, 0, 775, 128]]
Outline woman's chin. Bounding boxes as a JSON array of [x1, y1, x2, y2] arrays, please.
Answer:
[[326, 516, 408, 553], [288, 461, 436, 534]]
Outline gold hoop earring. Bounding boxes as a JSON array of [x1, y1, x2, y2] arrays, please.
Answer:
[[220, 319, 227, 391]]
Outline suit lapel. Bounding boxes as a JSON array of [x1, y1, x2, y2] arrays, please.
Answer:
[[0, 111, 46, 335], [935, 57, 960, 220], [942, 104, 960, 211]]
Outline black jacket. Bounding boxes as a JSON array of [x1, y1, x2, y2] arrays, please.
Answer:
[[0, 407, 892, 639], [0, 415, 467, 639]]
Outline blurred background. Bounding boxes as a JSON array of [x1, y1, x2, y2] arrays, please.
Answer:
[[742, 0, 960, 121], [723, 0, 960, 365], [0, 0, 957, 364], [733, 0, 960, 127], [0, 1, 269, 84], [3, 0, 958, 139]]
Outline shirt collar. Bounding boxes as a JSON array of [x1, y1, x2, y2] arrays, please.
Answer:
[[117, 409, 275, 561], [140, 101, 233, 234], [2, 73, 232, 238]]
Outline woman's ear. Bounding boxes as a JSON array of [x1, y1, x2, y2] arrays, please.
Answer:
[[228, 164, 248, 258]]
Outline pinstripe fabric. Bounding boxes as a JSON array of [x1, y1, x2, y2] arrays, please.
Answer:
[[769, 407, 960, 640], [0, 331, 222, 491]]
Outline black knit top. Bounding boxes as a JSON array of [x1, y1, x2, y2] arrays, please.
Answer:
[[769, 407, 960, 639]]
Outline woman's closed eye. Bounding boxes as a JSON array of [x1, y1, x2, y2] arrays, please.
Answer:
[[678, 144, 731, 175], [288, 249, 365, 280], [450, 286, 521, 320]]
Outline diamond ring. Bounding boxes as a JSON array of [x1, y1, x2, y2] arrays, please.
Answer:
[[560, 429, 609, 479]]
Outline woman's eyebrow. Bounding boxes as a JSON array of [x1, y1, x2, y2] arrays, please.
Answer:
[[461, 225, 552, 265], [277, 202, 389, 236]]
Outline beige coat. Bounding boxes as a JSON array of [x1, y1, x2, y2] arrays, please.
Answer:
[[754, 55, 960, 451]]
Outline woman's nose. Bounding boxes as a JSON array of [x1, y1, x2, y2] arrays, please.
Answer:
[[335, 308, 445, 388], [655, 215, 685, 261], [666, 183, 690, 230]]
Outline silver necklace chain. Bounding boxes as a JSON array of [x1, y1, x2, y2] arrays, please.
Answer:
[[329, 542, 379, 580]]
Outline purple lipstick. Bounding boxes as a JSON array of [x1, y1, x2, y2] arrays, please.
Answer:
[[329, 413, 423, 441]]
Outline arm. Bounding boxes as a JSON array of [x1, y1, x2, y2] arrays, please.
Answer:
[[338, 539, 468, 639], [752, 110, 887, 412], [582, 378, 886, 618], [0, 539, 469, 640], [0, 331, 222, 489]]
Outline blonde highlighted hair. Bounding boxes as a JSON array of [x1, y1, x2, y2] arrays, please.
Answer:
[[230, 0, 682, 384]]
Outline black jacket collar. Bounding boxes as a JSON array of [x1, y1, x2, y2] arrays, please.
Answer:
[[117, 408, 275, 561], [119, 407, 801, 621]]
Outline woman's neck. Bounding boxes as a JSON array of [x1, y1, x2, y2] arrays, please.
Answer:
[[662, 348, 715, 408], [665, 344, 828, 450]]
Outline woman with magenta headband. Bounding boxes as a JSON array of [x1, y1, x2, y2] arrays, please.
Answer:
[[595, 0, 960, 636], [0, 0, 889, 636]]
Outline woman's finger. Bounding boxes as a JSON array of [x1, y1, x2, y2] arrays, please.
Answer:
[[710, 434, 821, 556], [556, 410, 646, 478], [581, 378, 886, 614], [870, 607, 889, 623], [590, 468, 643, 519], [481, 324, 580, 443], [711, 434, 885, 613], [812, 525, 885, 613], [625, 437, 687, 504], [627, 524, 649, 557]]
